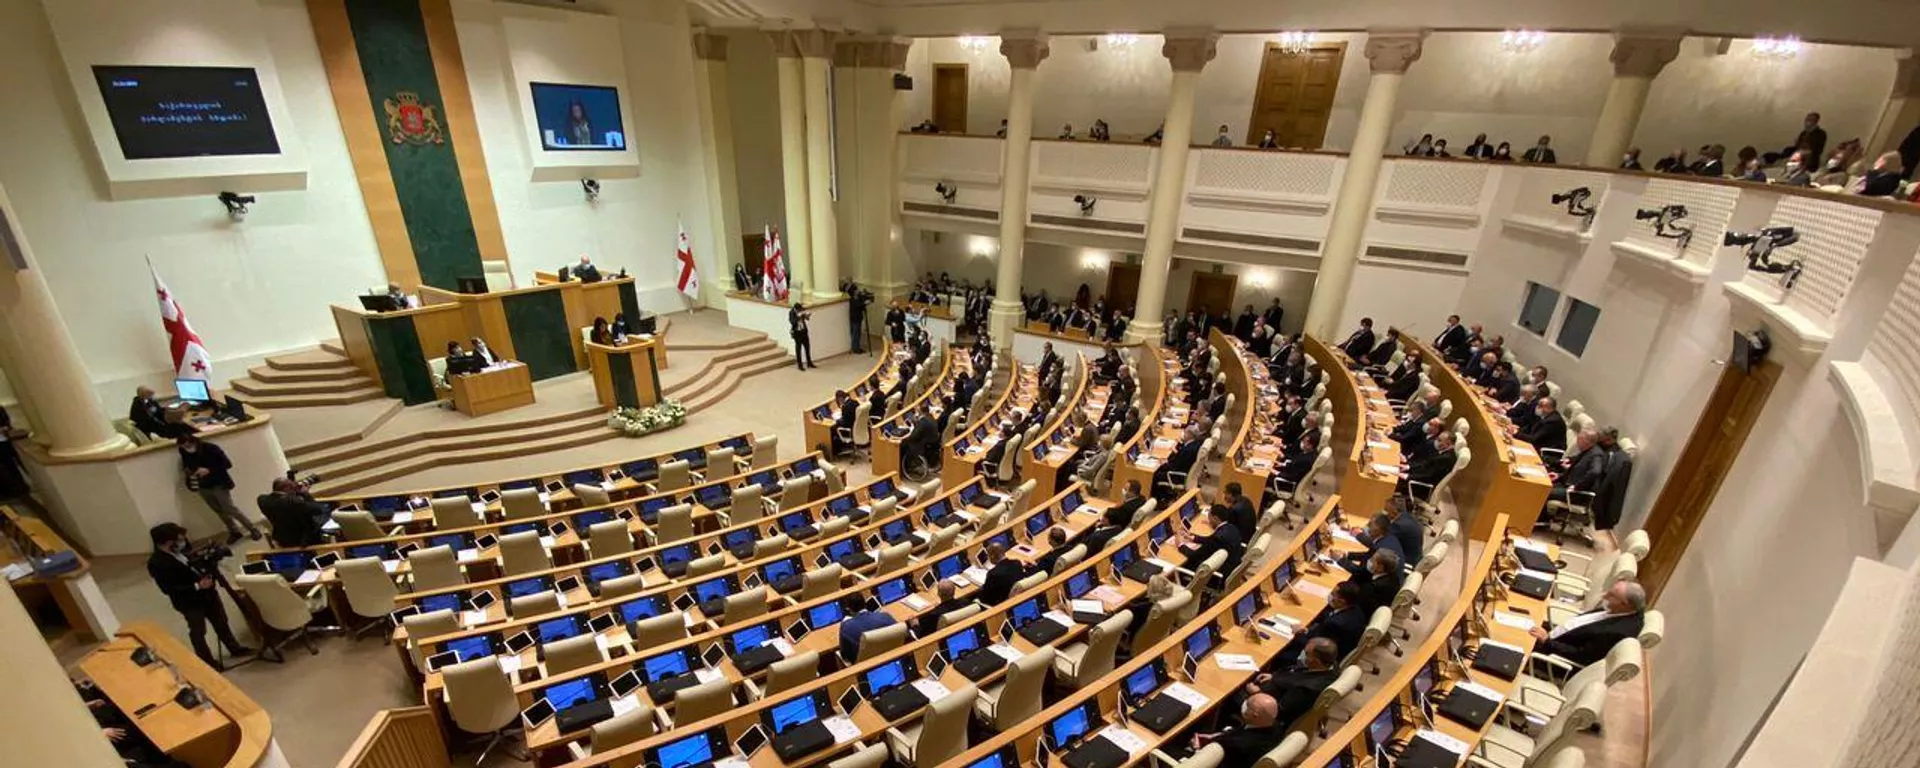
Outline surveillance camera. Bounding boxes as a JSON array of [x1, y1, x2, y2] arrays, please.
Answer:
[[1725, 226, 1803, 290], [582, 179, 601, 202], [935, 182, 957, 204], [1072, 195, 1097, 216], [217, 191, 254, 221]]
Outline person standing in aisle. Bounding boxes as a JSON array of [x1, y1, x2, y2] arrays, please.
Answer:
[[177, 435, 260, 543], [790, 302, 815, 370]]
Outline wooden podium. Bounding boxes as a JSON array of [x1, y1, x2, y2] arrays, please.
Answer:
[[586, 338, 665, 408], [449, 362, 536, 416]]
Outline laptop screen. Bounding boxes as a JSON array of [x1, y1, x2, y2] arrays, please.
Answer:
[[617, 597, 663, 624], [586, 561, 632, 583], [806, 602, 845, 629], [959, 483, 981, 503], [1234, 593, 1259, 625], [653, 730, 717, 768], [934, 554, 966, 581], [536, 616, 584, 644], [1110, 544, 1137, 570], [863, 659, 909, 696], [540, 676, 599, 711], [729, 623, 774, 655], [781, 513, 811, 533], [659, 545, 693, 567], [427, 533, 473, 552], [1367, 701, 1399, 749], [1062, 490, 1084, 511], [1273, 559, 1297, 591], [882, 519, 911, 543], [443, 634, 496, 663], [763, 558, 799, 585], [506, 577, 552, 598], [875, 578, 911, 606], [827, 539, 858, 561], [1011, 598, 1043, 628], [1122, 663, 1160, 703], [419, 592, 465, 614], [692, 577, 732, 605], [871, 478, 896, 497], [1026, 511, 1053, 537], [828, 495, 856, 515], [266, 552, 310, 572], [641, 649, 691, 681], [943, 626, 983, 658], [566, 469, 604, 487], [925, 500, 952, 523], [1150, 522, 1173, 547], [573, 509, 613, 529], [724, 528, 756, 552], [1047, 703, 1093, 748], [767, 695, 821, 734], [1185, 625, 1217, 662]]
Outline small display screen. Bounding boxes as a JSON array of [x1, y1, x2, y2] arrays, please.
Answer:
[[530, 82, 626, 151], [92, 65, 280, 159]]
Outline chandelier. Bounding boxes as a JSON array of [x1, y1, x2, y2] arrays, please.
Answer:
[[1277, 30, 1314, 55], [1750, 36, 1801, 61], [1103, 33, 1140, 51], [1500, 29, 1545, 54], [957, 35, 993, 54]]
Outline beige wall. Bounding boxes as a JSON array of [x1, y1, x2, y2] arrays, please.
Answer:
[[1636, 38, 1900, 164], [723, 30, 788, 243]]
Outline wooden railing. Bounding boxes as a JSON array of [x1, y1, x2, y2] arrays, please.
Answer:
[[334, 706, 450, 768]]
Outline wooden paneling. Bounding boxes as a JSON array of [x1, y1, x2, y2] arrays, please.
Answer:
[[408, 304, 469, 362], [449, 363, 535, 416], [1186, 270, 1237, 318], [1246, 42, 1346, 149], [932, 64, 968, 133], [417, 0, 510, 269], [330, 304, 383, 385], [334, 707, 450, 768], [305, 0, 421, 289], [1105, 262, 1141, 317]]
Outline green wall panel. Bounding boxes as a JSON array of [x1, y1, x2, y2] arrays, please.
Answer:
[[365, 317, 435, 404], [619, 281, 642, 326], [607, 351, 639, 409], [343, 0, 483, 290], [502, 290, 576, 381]]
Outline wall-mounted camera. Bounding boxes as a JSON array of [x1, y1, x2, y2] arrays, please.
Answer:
[[1551, 187, 1596, 231], [1725, 227, 1803, 291], [582, 179, 601, 202], [1634, 204, 1693, 252], [934, 182, 957, 205], [1072, 194, 1097, 216], [218, 191, 255, 221]]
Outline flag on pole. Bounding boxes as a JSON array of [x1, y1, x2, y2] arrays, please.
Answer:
[[763, 226, 789, 302], [674, 222, 700, 300], [761, 226, 776, 301], [149, 260, 213, 380]]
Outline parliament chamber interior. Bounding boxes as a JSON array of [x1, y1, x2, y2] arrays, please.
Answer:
[[3, 1, 1920, 768]]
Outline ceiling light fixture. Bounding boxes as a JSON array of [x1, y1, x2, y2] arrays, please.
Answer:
[[1103, 33, 1140, 52], [1500, 29, 1546, 54], [1750, 35, 1802, 61], [1277, 30, 1314, 55], [957, 35, 992, 54]]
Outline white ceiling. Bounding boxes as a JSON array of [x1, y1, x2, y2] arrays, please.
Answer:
[[688, 0, 1920, 49]]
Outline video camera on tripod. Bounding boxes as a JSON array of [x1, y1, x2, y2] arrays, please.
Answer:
[[1724, 227, 1804, 290], [1551, 187, 1596, 230], [1634, 204, 1694, 251]]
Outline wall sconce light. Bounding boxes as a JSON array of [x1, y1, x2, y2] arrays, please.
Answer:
[[1750, 36, 1802, 61], [1103, 33, 1140, 52], [1080, 250, 1110, 271], [1277, 31, 1314, 55], [1500, 29, 1546, 54], [967, 236, 997, 258]]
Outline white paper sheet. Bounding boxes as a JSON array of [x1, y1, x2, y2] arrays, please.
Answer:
[[294, 570, 322, 585], [1215, 653, 1259, 671], [823, 715, 862, 744], [1162, 682, 1211, 708]]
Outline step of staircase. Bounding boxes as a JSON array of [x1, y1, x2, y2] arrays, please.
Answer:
[[247, 364, 359, 384], [281, 401, 407, 459], [306, 418, 635, 497], [291, 404, 607, 472], [663, 340, 787, 398], [266, 346, 354, 372], [681, 347, 797, 414], [229, 385, 388, 408], [230, 375, 379, 397], [297, 409, 613, 483]]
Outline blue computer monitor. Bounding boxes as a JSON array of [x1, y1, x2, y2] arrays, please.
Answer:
[[565, 469, 604, 487], [793, 457, 818, 475], [1180, 499, 1200, 521], [1026, 511, 1053, 537], [504, 522, 541, 536], [443, 634, 497, 663], [766, 694, 821, 734], [266, 552, 310, 572], [692, 577, 732, 605], [934, 554, 965, 581], [501, 479, 539, 491], [346, 543, 392, 560], [965, 748, 1018, 768], [1273, 560, 1297, 591], [1122, 662, 1161, 704], [862, 659, 910, 697], [806, 601, 845, 629], [1185, 625, 1218, 662], [695, 483, 731, 508], [826, 539, 858, 562], [943, 626, 984, 659], [419, 592, 466, 614], [1413, 662, 1437, 699], [1110, 544, 1137, 570], [536, 615, 585, 644], [1011, 598, 1043, 628], [749, 471, 778, 490], [428, 533, 474, 552], [573, 509, 614, 529], [586, 560, 632, 583], [729, 623, 774, 654], [875, 578, 910, 605], [882, 519, 911, 543], [780, 513, 811, 534], [651, 730, 719, 768], [1367, 701, 1400, 749], [641, 649, 692, 681], [871, 478, 896, 497], [174, 378, 212, 403], [540, 675, 601, 711], [1150, 522, 1173, 547], [827, 495, 856, 516], [1234, 593, 1259, 625], [987, 532, 1013, 551], [1047, 703, 1094, 749], [723, 528, 756, 552], [639, 497, 674, 521], [1066, 572, 1095, 598], [659, 545, 693, 568], [675, 448, 706, 468], [506, 577, 552, 599], [1062, 490, 1084, 511], [368, 496, 406, 514], [924, 500, 952, 523], [623, 459, 659, 480], [617, 597, 664, 624], [959, 483, 981, 503], [762, 558, 799, 585]]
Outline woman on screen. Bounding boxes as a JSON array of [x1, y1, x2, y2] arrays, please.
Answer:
[[567, 101, 593, 146]]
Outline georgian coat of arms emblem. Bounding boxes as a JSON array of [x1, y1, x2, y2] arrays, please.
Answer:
[[383, 91, 445, 145]]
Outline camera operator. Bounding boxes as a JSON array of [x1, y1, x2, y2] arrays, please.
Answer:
[[790, 302, 814, 370], [177, 435, 261, 544], [843, 279, 874, 355], [146, 523, 252, 670], [257, 475, 329, 548]]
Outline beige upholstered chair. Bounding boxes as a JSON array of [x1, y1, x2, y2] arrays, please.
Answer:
[[751, 435, 779, 469], [597, 573, 646, 600], [752, 533, 791, 560], [401, 609, 461, 667], [721, 587, 770, 624], [572, 483, 612, 507], [331, 511, 387, 541], [875, 542, 912, 574], [656, 678, 732, 729], [974, 646, 1053, 731], [828, 743, 889, 768], [588, 520, 634, 557], [685, 553, 727, 578], [653, 460, 694, 494], [1638, 609, 1665, 649], [722, 484, 765, 526], [442, 656, 525, 762], [1132, 590, 1193, 655], [1299, 665, 1363, 735], [937, 604, 983, 629], [1251, 732, 1310, 768], [542, 634, 606, 675], [509, 590, 560, 618], [819, 515, 852, 539], [429, 496, 482, 529], [706, 447, 737, 477], [1467, 682, 1605, 768], [405, 545, 464, 593], [1516, 639, 1642, 722], [632, 613, 687, 647], [802, 564, 844, 600], [646, 503, 695, 546], [1048, 544, 1089, 575], [1010, 571, 1048, 596], [885, 684, 977, 766], [1156, 743, 1224, 768], [336, 556, 401, 640], [498, 531, 550, 576], [1053, 612, 1130, 689], [235, 573, 324, 660], [566, 706, 655, 760], [774, 475, 813, 512], [747, 651, 821, 700], [500, 488, 545, 520], [853, 621, 909, 662]]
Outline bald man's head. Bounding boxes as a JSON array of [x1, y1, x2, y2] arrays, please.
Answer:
[[1240, 693, 1280, 728]]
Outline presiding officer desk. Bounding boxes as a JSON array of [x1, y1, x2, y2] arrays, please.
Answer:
[[546, 485, 1209, 768], [76, 621, 274, 768], [1400, 335, 1553, 540]]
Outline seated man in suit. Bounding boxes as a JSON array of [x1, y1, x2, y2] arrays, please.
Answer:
[[1339, 317, 1377, 360], [1187, 692, 1288, 768], [1517, 396, 1568, 455], [838, 608, 899, 662], [1433, 314, 1468, 356], [572, 255, 603, 283], [1385, 354, 1423, 403], [981, 420, 1018, 473], [1342, 548, 1404, 612], [1401, 431, 1458, 502], [829, 391, 858, 454], [1464, 350, 1497, 384], [1363, 327, 1401, 371], [1093, 345, 1123, 383], [1228, 637, 1341, 731], [915, 580, 977, 635], [976, 541, 1029, 606], [1398, 418, 1444, 460], [1485, 361, 1523, 404], [1219, 482, 1257, 540], [1344, 513, 1406, 571], [1447, 324, 1485, 366], [1176, 503, 1245, 576], [1529, 581, 1647, 666], [1506, 384, 1542, 432], [1151, 429, 1206, 500], [1030, 528, 1071, 574], [1370, 497, 1425, 567], [1391, 394, 1440, 441], [1271, 395, 1307, 443], [1271, 430, 1320, 497], [1548, 429, 1607, 505], [901, 412, 942, 478], [1279, 581, 1369, 660]]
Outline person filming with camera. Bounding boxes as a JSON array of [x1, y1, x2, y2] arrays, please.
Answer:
[[146, 523, 253, 670]]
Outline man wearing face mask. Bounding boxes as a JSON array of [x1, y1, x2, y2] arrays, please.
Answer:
[[1620, 147, 1643, 170], [1779, 150, 1814, 187], [1230, 637, 1341, 731], [1517, 396, 1568, 454], [146, 523, 252, 669], [1211, 124, 1234, 148]]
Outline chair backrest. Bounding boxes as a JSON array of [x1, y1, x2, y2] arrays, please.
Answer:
[[633, 613, 688, 647], [868, 496, 898, 520], [337, 556, 400, 618], [673, 678, 734, 724], [875, 542, 912, 574], [498, 531, 550, 576], [1621, 529, 1652, 559], [1299, 665, 1363, 732], [721, 587, 770, 624], [332, 511, 385, 541], [1342, 607, 1392, 668], [1067, 613, 1131, 686], [429, 496, 482, 529], [752, 435, 779, 469], [926, 525, 960, 556], [803, 564, 844, 600], [1132, 591, 1192, 654], [996, 435, 1024, 481], [402, 609, 460, 666], [762, 651, 821, 697], [598, 573, 646, 600], [588, 706, 656, 753], [1130, 498, 1158, 529], [1390, 571, 1424, 624], [500, 488, 545, 520], [509, 590, 560, 618], [753, 533, 792, 560], [855, 622, 909, 661], [482, 259, 514, 292], [1190, 550, 1228, 592], [542, 633, 605, 675], [1416, 541, 1448, 576], [657, 460, 693, 492], [821, 463, 846, 494], [656, 503, 696, 544], [442, 656, 520, 733], [819, 515, 851, 539], [1011, 478, 1038, 516], [588, 520, 633, 557], [1639, 609, 1665, 649], [778, 476, 813, 511], [938, 604, 983, 628], [1251, 732, 1311, 768], [909, 683, 978, 766], [235, 574, 315, 632], [707, 447, 737, 475], [573, 483, 612, 508], [1049, 544, 1088, 574], [1533, 681, 1608, 757], [828, 744, 889, 768], [985, 646, 1054, 731], [687, 553, 727, 578], [1011, 571, 1049, 595], [1179, 744, 1226, 768], [1438, 519, 1460, 546], [406, 545, 464, 593]]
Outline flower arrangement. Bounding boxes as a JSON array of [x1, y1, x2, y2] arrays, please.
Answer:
[[607, 400, 687, 437]]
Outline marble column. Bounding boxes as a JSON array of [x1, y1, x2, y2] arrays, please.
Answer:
[[691, 31, 744, 306], [1302, 31, 1425, 338], [835, 37, 912, 334], [0, 182, 130, 458], [1127, 30, 1218, 346], [770, 31, 815, 301], [1867, 55, 1920, 162], [988, 30, 1051, 348], [0, 585, 125, 767], [1584, 32, 1683, 168], [799, 29, 842, 300]]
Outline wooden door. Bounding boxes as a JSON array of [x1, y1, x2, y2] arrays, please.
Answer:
[[742, 232, 766, 286], [933, 65, 969, 133], [1246, 43, 1346, 149], [1106, 263, 1142, 315], [1187, 271, 1238, 321], [1638, 360, 1782, 603]]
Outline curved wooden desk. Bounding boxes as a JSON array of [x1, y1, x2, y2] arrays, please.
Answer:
[[1304, 336, 1403, 518], [1400, 335, 1553, 541], [1107, 347, 1176, 501], [801, 345, 903, 457], [940, 361, 1037, 490], [871, 345, 959, 478], [77, 621, 272, 768]]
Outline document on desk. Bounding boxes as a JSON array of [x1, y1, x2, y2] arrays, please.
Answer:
[[498, 655, 523, 675], [1293, 581, 1333, 600], [2, 562, 32, 582], [1088, 585, 1126, 605], [461, 610, 489, 627], [694, 667, 725, 684], [1414, 729, 1469, 755], [1371, 462, 1403, 476], [293, 569, 322, 585], [911, 679, 953, 701], [769, 638, 795, 656], [1214, 653, 1259, 672], [714, 760, 751, 768], [1331, 527, 1360, 544], [1513, 537, 1550, 553], [1493, 612, 1538, 631], [1511, 446, 1537, 459], [823, 715, 862, 744], [1043, 610, 1075, 626], [1368, 440, 1394, 450], [963, 566, 988, 585], [382, 560, 402, 574], [390, 511, 415, 524], [611, 694, 643, 717], [903, 595, 931, 611], [1099, 725, 1151, 755], [1515, 464, 1549, 478], [1163, 682, 1211, 708], [1071, 599, 1104, 615]]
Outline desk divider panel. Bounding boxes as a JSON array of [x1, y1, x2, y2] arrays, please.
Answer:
[[366, 314, 436, 404], [502, 289, 578, 381]]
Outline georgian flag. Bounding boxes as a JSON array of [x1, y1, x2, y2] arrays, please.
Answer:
[[150, 261, 212, 380], [762, 226, 789, 302], [675, 222, 700, 300]]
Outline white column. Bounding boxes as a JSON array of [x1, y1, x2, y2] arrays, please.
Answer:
[[1303, 31, 1425, 338], [691, 31, 744, 306], [0, 182, 130, 458], [835, 38, 912, 296], [1866, 55, 1920, 162], [1127, 31, 1218, 346], [799, 29, 842, 300], [1584, 32, 1682, 168], [770, 31, 814, 301], [989, 30, 1051, 348], [0, 585, 126, 767]]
